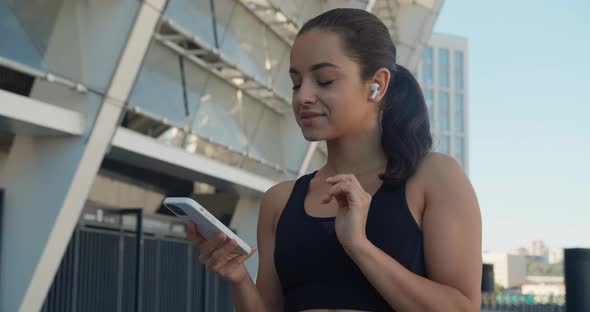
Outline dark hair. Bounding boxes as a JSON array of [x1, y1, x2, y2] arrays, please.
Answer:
[[298, 8, 432, 186]]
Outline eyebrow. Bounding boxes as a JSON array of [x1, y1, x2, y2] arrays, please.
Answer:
[[289, 62, 340, 74]]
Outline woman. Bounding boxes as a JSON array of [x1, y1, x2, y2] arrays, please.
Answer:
[[188, 8, 482, 312]]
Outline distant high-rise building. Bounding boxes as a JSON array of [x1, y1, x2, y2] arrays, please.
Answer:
[[417, 33, 469, 172], [530, 240, 550, 261], [513, 247, 529, 256]]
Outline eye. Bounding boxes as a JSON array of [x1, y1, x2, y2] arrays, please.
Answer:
[[292, 84, 301, 91], [318, 80, 334, 87]]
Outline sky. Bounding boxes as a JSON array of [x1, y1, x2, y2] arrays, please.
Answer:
[[434, 0, 590, 252]]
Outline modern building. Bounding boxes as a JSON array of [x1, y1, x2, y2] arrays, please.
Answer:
[[417, 33, 469, 172], [0, 0, 444, 311], [483, 252, 527, 289]]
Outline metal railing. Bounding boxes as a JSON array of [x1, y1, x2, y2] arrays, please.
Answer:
[[41, 205, 234, 312]]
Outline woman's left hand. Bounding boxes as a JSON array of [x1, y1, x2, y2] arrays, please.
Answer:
[[322, 174, 372, 252]]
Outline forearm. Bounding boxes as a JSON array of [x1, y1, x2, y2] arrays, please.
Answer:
[[231, 277, 268, 312], [346, 239, 476, 312]]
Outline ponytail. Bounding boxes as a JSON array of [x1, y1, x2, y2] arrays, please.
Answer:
[[379, 64, 432, 186]]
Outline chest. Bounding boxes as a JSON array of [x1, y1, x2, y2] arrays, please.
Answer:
[[275, 187, 424, 283]]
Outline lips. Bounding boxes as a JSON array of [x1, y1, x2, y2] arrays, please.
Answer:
[[300, 112, 325, 119], [300, 111, 325, 126]]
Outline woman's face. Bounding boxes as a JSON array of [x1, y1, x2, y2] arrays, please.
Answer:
[[289, 30, 377, 142]]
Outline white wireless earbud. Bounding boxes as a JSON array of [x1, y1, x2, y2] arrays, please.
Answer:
[[370, 83, 380, 100]]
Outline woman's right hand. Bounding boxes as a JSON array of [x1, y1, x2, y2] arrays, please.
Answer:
[[186, 221, 257, 286]]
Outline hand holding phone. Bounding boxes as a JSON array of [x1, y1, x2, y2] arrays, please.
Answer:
[[163, 197, 251, 255], [164, 197, 257, 286]]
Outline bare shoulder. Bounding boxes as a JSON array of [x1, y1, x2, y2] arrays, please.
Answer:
[[415, 151, 479, 217], [405, 152, 464, 229], [407, 152, 474, 216], [262, 180, 296, 211], [417, 152, 464, 179], [260, 180, 297, 230]]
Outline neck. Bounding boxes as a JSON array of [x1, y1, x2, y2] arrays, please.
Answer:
[[323, 124, 387, 177]]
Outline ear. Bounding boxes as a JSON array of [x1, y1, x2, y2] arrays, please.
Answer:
[[367, 67, 391, 103]]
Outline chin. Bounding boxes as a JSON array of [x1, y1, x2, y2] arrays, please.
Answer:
[[301, 129, 330, 142]]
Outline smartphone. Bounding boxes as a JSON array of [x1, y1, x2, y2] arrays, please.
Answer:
[[163, 197, 251, 255]]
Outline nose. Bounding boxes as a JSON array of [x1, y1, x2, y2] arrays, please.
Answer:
[[293, 82, 317, 107]]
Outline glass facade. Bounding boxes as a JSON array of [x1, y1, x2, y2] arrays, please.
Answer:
[[439, 48, 449, 88], [454, 51, 464, 90], [419, 43, 467, 171], [424, 89, 434, 125], [455, 94, 464, 132], [439, 91, 450, 130], [439, 135, 450, 153], [422, 47, 433, 86], [126, 0, 312, 177], [454, 137, 465, 167], [0, 0, 141, 95]]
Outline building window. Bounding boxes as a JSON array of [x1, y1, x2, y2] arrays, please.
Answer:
[[455, 51, 464, 90], [454, 137, 465, 167], [439, 91, 450, 130], [455, 94, 464, 132], [422, 47, 433, 86], [439, 48, 449, 88], [438, 135, 450, 154], [424, 89, 434, 125]]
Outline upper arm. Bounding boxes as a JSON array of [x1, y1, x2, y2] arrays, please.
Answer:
[[255, 181, 293, 312], [421, 153, 482, 309]]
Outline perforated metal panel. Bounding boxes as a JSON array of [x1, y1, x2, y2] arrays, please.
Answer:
[[76, 230, 121, 312], [0, 65, 34, 96], [41, 231, 76, 312], [42, 224, 234, 312]]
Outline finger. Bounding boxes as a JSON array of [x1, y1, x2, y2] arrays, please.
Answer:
[[200, 233, 227, 258], [326, 174, 357, 185], [322, 181, 350, 203], [208, 240, 239, 270], [328, 181, 352, 198], [216, 248, 253, 276], [187, 221, 205, 245], [213, 239, 238, 260], [227, 246, 257, 266], [198, 233, 227, 262], [211, 254, 241, 273], [326, 176, 360, 193]]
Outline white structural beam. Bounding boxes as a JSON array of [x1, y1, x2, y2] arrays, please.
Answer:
[[298, 141, 318, 177], [229, 194, 262, 278], [0, 0, 168, 311], [366, 0, 377, 11], [0, 90, 84, 136], [110, 127, 276, 195]]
